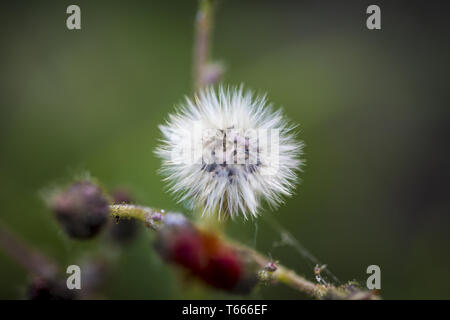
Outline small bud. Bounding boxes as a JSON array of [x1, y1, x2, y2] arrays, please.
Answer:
[[265, 261, 277, 272], [154, 220, 257, 294], [145, 210, 168, 230], [28, 276, 76, 300], [51, 181, 109, 239], [151, 212, 163, 221]]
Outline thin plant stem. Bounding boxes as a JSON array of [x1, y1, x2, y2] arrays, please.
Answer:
[[109, 204, 379, 300], [0, 224, 58, 278], [193, 0, 215, 91]]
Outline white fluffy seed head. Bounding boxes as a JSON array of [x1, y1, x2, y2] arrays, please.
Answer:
[[155, 86, 304, 219]]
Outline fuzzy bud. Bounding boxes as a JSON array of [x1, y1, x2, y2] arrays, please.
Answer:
[[51, 181, 109, 239], [154, 216, 257, 294]]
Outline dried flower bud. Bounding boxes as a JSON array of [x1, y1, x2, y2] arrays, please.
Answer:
[[154, 216, 257, 294], [28, 276, 76, 300], [51, 181, 109, 239]]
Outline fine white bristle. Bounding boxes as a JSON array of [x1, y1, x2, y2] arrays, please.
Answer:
[[155, 85, 304, 219]]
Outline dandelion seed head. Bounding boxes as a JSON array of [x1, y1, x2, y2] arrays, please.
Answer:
[[155, 86, 303, 219]]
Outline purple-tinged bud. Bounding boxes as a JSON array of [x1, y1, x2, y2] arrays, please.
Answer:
[[265, 261, 277, 272], [151, 212, 163, 222], [51, 181, 109, 239]]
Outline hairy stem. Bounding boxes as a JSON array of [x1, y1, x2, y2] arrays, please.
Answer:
[[109, 204, 164, 231], [193, 0, 215, 91], [109, 204, 379, 300]]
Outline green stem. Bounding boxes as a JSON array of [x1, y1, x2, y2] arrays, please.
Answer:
[[109, 204, 165, 230]]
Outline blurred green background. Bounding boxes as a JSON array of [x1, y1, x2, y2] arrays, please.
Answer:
[[1, 0, 449, 299]]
